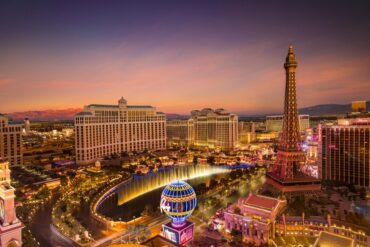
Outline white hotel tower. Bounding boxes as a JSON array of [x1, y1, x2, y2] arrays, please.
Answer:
[[75, 97, 166, 165]]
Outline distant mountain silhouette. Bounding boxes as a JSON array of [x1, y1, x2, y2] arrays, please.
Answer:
[[299, 101, 369, 115], [5, 108, 82, 121], [3, 101, 369, 121]]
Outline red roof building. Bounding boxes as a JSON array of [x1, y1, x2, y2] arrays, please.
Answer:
[[224, 193, 286, 245]]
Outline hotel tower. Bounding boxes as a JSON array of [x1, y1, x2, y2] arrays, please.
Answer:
[[191, 108, 238, 150], [267, 45, 320, 192], [0, 114, 22, 166], [320, 119, 370, 187], [75, 97, 166, 165]]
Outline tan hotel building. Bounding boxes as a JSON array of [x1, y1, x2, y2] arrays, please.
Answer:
[[191, 108, 238, 150], [0, 114, 23, 166], [75, 97, 166, 165], [167, 109, 238, 150], [266, 114, 310, 132], [166, 119, 194, 146]]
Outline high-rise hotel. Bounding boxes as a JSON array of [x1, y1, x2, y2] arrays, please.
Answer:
[[166, 108, 238, 150], [166, 120, 194, 146], [0, 114, 22, 166], [320, 118, 370, 187], [191, 108, 238, 150], [75, 97, 166, 165]]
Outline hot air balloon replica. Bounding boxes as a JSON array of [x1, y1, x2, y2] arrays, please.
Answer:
[[160, 180, 197, 245]]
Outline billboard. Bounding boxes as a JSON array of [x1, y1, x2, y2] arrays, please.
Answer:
[[163, 225, 179, 243], [163, 222, 194, 245], [180, 224, 194, 245]]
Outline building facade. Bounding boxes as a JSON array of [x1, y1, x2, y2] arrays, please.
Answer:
[[190, 108, 238, 150], [0, 162, 23, 247], [75, 97, 166, 165], [266, 115, 310, 132], [166, 120, 194, 146], [351, 101, 367, 113], [239, 122, 256, 144], [224, 193, 286, 245], [0, 114, 23, 166], [274, 214, 369, 247], [320, 118, 370, 187]]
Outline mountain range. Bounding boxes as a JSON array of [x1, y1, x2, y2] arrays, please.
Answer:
[[298, 101, 369, 116], [3, 101, 369, 121]]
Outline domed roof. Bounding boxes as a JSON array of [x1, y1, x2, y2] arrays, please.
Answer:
[[118, 97, 127, 105]]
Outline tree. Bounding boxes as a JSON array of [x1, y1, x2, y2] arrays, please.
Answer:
[[60, 175, 68, 186], [209, 179, 219, 189], [193, 156, 198, 165], [233, 206, 241, 215], [207, 156, 215, 165], [348, 183, 357, 193], [34, 186, 50, 200], [140, 160, 147, 166], [359, 187, 366, 200]]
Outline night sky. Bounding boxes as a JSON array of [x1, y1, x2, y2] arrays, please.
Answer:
[[1, 0, 370, 114]]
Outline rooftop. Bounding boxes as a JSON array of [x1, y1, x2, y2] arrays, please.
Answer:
[[314, 231, 354, 247], [243, 193, 279, 211], [88, 104, 118, 108], [76, 111, 93, 116], [87, 104, 153, 109]]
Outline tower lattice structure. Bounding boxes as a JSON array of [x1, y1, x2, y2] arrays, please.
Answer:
[[272, 45, 306, 180]]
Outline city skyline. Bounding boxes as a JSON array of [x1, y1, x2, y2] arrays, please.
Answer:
[[1, 0, 370, 115], [1, 1, 369, 246]]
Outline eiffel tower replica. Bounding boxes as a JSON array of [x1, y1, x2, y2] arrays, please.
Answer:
[[266, 45, 321, 193]]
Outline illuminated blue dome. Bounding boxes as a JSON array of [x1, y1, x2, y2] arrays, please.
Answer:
[[160, 180, 197, 226]]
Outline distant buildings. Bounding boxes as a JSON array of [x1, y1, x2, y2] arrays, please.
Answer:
[[266, 114, 310, 132], [320, 118, 370, 187], [23, 118, 30, 135], [0, 162, 23, 246], [166, 119, 194, 146], [191, 108, 238, 150], [351, 101, 367, 113], [75, 97, 166, 165], [238, 122, 256, 144], [0, 114, 23, 166], [166, 108, 238, 150]]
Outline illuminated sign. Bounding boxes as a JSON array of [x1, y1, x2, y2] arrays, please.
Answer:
[[163, 226, 179, 243], [162, 221, 195, 245], [180, 225, 193, 245]]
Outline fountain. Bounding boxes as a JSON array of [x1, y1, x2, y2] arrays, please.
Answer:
[[116, 165, 228, 205]]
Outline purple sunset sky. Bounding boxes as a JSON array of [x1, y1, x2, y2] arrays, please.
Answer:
[[0, 0, 370, 114]]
